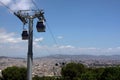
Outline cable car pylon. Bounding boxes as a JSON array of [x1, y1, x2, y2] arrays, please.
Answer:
[[14, 10, 46, 80]]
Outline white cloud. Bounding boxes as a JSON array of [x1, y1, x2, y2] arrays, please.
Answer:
[[59, 45, 75, 49], [34, 37, 44, 42], [33, 37, 44, 48], [0, 28, 27, 57], [1, 28, 120, 57], [0, 28, 22, 43], [10, 0, 34, 11], [57, 36, 63, 39], [0, 0, 34, 11], [33, 44, 120, 56], [0, 0, 11, 5]]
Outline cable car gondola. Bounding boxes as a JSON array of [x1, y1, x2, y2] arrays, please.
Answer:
[[21, 30, 29, 40], [36, 20, 46, 32]]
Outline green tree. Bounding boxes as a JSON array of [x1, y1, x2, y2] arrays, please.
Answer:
[[92, 68, 104, 80], [100, 67, 120, 80], [61, 63, 86, 80], [80, 71, 97, 80], [2, 66, 27, 80], [33, 75, 40, 80]]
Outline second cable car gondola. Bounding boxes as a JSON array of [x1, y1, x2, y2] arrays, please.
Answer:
[[21, 30, 29, 40], [36, 20, 46, 32]]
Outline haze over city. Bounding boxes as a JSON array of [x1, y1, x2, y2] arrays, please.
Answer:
[[0, 0, 120, 57]]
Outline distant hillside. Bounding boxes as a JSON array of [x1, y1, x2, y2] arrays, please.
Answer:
[[1, 54, 120, 61], [41, 54, 120, 61]]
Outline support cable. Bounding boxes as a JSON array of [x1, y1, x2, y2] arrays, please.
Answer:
[[0, 1, 14, 13], [46, 21, 63, 54], [46, 22, 58, 45], [33, 33, 52, 56], [31, 0, 39, 10]]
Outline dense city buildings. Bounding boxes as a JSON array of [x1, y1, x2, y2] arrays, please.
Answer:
[[0, 55, 120, 77]]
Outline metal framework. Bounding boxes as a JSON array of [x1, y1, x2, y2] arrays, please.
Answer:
[[14, 10, 46, 80]]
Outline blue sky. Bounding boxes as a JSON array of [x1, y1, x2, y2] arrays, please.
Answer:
[[0, 0, 120, 57]]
